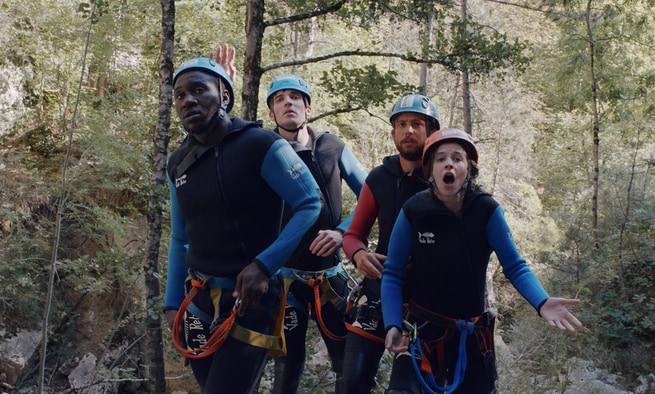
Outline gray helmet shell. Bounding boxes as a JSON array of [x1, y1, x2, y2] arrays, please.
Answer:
[[389, 94, 439, 130]]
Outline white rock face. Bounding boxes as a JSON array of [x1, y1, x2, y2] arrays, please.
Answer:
[[0, 328, 40, 385], [0, 64, 29, 137], [68, 352, 118, 394]]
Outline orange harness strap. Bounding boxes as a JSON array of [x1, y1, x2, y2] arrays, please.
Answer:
[[171, 278, 238, 359], [344, 322, 385, 343], [308, 275, 347, 341]]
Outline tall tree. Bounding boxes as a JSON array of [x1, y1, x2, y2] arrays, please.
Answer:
[[460, 0, 473, 135], [141, 0, 175, 391]]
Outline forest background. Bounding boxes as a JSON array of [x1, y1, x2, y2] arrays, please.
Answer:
[[0, 0, 653, 393]]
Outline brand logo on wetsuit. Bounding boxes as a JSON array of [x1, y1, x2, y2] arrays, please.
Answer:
[[417, 231, 435, 244], [288, 162, 306, 180], [175, 174, 187, 187]]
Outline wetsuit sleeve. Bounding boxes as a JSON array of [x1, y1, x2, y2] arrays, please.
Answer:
[[164, 175, 189, 311], [255, 138, 321, 275], [488, 206, 549, 310], [342, 182, 378, 260], [336, 145, 368, 233], [381, 210, 413, 331]]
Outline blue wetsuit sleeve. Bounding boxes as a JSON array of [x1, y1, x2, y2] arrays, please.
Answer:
[[255, 139, 321, 275], [164, 175, 190, 311], [381, 210, 413, 331], [336, 145, 368, 233], [488, 206, 549, 311]]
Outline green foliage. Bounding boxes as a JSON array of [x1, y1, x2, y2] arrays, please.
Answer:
[[320, 61, 418, 112], [338, 0, 454, 28], [434, 17, 531, 75]]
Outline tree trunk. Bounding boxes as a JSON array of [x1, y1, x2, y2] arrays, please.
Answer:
[[585, 0, 600, 251], [141, 0, 174, 392], [243, 0, 266, 121], [461, 0, 472, 136], [420, 8, 433, 95]]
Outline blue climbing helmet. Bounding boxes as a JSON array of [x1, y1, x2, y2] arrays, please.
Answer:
[[172, 57, 234, 113], [389, 94, 440, 131], [266, 74, 311, 109]]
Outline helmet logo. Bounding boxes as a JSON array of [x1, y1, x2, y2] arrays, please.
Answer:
[[421, 97, 430, 109], [398, 95, 414, 108]]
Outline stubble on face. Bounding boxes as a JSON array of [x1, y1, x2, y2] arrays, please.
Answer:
[[174, 72, 225, 141], [391, 113, 429, 161]]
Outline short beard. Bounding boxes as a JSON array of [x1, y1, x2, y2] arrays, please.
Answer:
[[396, 142, 422, 161], [185, 97, 224, 138]]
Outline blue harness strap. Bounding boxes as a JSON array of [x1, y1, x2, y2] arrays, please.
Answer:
[[403, 302, 496, 394], [407, 320, 474, 394]]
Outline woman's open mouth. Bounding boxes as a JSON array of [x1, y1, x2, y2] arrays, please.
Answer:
[[443, 173, 455, 184]]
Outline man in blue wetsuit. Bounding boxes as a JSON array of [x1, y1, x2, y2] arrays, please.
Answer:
[[163, 58, 321, 394], [265, 74, 368, 393]]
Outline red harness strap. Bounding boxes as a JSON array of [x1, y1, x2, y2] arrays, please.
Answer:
[[171, 278, 238, 359]]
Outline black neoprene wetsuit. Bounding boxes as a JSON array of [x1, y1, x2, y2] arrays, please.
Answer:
[[273, 126, 367, 394], [341, 154, 429, 393], [165, 117, 321, 394]]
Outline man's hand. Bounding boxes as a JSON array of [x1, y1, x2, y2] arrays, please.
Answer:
[[309, 229, 343, 257], [352, 250, 386, 280], [385, 326, 409, 353], [165, 309, 178, 330], [209, 43, 236, 82], [233, 262, 269, 316]]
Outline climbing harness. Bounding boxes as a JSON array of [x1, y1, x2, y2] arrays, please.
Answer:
[[280, 263, 356, 341], [405, 319, 472, 394], [343, 280, 386, 343], [404, 304, 497, 394], [171, 270, 286, 359]]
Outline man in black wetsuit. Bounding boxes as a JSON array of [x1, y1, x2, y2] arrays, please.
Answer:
[[163, 57, 321, 394]]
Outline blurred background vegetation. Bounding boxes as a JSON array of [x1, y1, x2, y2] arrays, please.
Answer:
[[0, 0, 653, 392]]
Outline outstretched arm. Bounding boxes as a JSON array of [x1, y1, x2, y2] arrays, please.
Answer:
[[539, 297, 583, 332], [488, 206, 583, 332]]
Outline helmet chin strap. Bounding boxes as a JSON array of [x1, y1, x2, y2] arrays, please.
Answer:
[[276, 120, 306, 135], [273, 112, 307, 139], [455, 174, 470, 198], [184, 97, 227, 136]]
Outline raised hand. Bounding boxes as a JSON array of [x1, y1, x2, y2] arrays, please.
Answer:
[[209, 43, 236, 82]]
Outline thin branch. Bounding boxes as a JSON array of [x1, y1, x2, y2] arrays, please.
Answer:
[[310, 106, 388, 125], [309, 106, 362, 122], [484, 0, 570, 21], [38, 4, 96, 393], [265, 0, 346, 27], [261, 50, 452, 72]]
